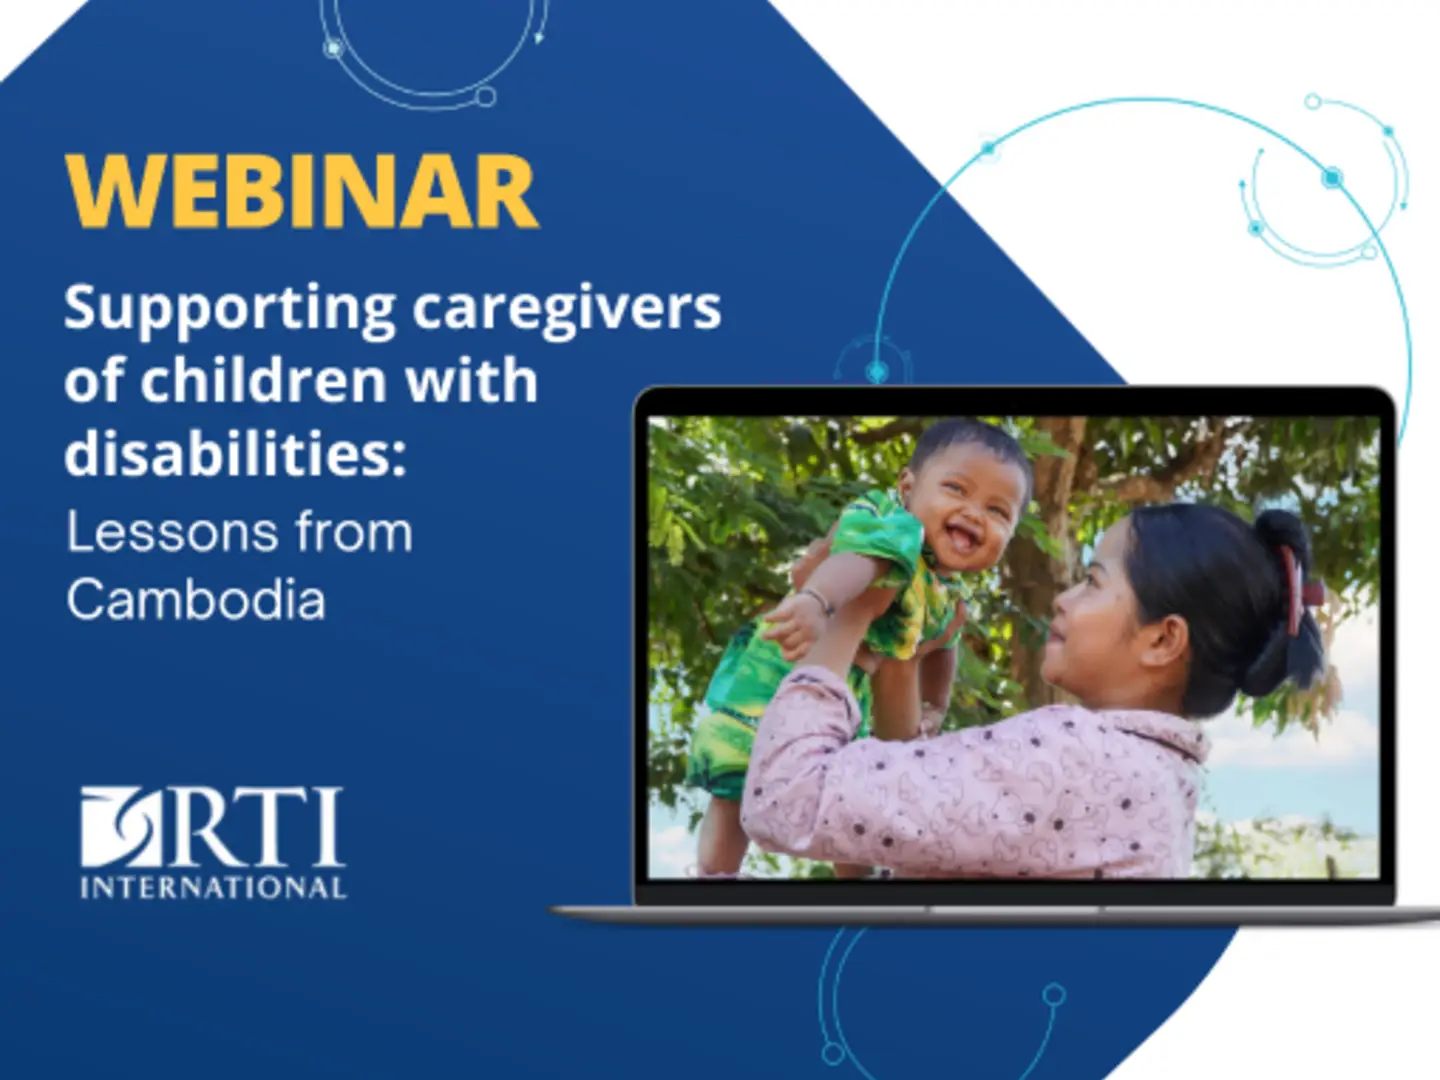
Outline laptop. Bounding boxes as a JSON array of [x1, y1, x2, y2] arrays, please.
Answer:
[[554, 384, 1440, 926]]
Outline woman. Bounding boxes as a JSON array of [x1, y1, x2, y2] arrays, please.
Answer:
[[740, 505, 1327, 879]]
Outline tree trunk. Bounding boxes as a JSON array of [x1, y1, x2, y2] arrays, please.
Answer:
[[1007, 417, 1088, 708]]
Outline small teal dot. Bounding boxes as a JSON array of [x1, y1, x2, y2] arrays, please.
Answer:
[[1247, 220, 1264, 237], [865, 359, 890, 385], [981, 142, 995, 156], [1321, 166, 1344, 189], [1383, 126, 1395, 137]]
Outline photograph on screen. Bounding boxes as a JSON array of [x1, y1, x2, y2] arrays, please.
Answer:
[[646, 415, 1381, 882]]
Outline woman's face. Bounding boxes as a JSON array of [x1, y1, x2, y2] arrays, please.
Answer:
[[1042, 517, 1153, 707]]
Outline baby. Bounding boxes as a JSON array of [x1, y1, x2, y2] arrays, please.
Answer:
[[684, 418, 1034, 877]]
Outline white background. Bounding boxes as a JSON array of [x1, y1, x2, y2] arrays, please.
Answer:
[[0, 0, 85, 83], [6, 2, 1436, 1076], [767, 1, 1438, 1076]]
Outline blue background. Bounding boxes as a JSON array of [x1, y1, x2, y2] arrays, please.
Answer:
[[0, 2, 1233, 1076]]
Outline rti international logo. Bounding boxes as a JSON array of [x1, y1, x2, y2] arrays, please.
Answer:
[[79, 786, 346, 903]]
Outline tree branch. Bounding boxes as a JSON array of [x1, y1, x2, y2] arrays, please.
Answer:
[[1098, 417, 1230, 503], [852, 418, 925, 445], [693, 599, 714, 643], [1073, 442, 1098, 493]]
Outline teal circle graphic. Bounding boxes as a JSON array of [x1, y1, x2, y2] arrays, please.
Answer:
[[836, 334, 913, 384], [319, 0, 543, 111], [874, 96, 1413, 444], [1243, 95, 1410, 269], [818, 929, 1067, 1080]]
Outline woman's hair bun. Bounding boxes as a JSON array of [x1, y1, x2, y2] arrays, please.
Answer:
[[1126, 504, 1332, 718], [1239, 509, 1326, 698]]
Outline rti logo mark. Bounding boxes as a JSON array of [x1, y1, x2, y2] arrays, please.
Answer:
[[79, 786, 346, 902]]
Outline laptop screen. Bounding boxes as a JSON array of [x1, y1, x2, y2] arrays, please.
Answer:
[[641, 398, 1389, 889]]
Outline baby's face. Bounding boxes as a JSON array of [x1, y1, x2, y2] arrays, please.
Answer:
[[900, 443, 1028, 574]]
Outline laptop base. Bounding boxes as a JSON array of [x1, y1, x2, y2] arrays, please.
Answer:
[[551, 905, 1440, 927]]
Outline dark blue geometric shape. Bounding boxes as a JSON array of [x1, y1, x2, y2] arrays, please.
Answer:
[[0, 5, 1211, 1080]]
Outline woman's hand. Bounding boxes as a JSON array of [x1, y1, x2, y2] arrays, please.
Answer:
[[919, 703, 946, 739], [851, 644, 882, 676]]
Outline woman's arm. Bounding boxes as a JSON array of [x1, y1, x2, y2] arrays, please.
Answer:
[[917, 604, 965, 734], [741, 669, 1091, 877], [871, 602, 964, 740], [869, 655, 922, 741], [919, 646, 958, 715]]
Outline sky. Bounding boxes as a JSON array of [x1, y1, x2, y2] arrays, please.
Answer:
[[645, 605, 1382, 879]]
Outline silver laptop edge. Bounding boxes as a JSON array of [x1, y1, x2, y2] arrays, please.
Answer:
[[553, 905, 1440, 927], [573, 387, 1424, 928]]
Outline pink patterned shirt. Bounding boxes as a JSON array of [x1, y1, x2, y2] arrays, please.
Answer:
[[741, 667, 1209, 879]]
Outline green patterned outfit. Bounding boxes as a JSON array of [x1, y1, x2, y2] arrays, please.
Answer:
[[684, 489, 968, 802]]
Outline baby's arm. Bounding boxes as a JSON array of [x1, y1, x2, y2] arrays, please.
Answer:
[[760, 551, 890, 662], [790, 526, 887, 676], [766, 490, 926, 663], [801, 551, 890, 610]]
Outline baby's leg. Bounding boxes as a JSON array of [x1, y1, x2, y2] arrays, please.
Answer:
[[697, 795, 748, 876]]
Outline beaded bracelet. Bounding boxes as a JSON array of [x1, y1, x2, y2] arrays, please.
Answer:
[[799, 587, 835, 617]]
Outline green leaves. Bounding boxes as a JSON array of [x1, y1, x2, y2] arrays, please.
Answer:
[[647, 414, 1383, 821], [1016, 514, 1065, 560], [1018, 428, 1073, 460], [647, 483, 707, 566]]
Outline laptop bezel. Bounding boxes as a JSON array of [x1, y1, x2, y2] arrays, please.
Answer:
[[634, 385, 1396, 908]]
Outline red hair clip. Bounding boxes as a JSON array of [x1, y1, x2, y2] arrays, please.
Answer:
[[1278, 545, 1326, 637]]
